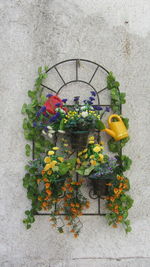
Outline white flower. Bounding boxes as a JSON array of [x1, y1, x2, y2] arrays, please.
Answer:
[[81, 111, 88, 118], [47, 126, 53, 130], [48, 130, 55, 134], [58, 130, 65, 134], [48, 133, 53, 138], [42, 130, 47, 136]]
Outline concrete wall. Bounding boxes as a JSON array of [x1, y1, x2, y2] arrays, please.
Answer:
[[0, 0, 150, 266]]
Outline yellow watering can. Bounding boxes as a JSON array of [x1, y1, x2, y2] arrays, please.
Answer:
[[103, 114, 128, 141]]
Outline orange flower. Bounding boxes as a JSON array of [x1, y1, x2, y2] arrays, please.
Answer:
[[71, 208, 77, 213], [118, 215, 123, 221], [112, 224, 117, 228], [44, 196, 49, 201], [70, 203, 75, 207], [117, 175, 124, 181], [106, 183, 112, 186], [43, 177, 49, 182], [45, 183, 50, 189], [66, 194, 72, 199], [61, 186, 66, 191], [46, 189, 52, 196], [110, 196, 115, 202], [74, 233, 78, 238], [68, 187, 73, 192], [37, 179, 41, 184], [42, 202, 48, 207], [76, 203, 80, 208], [114, 188, 119, 194], [41, 170, 45, 175], [70, 229, 75, 233], [86, 201, 90, 208]]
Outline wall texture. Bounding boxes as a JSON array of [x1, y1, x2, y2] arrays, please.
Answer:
[[0, 0, 150, 266]]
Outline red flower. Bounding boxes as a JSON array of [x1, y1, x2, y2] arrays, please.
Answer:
[[44, 95, 68, 114]]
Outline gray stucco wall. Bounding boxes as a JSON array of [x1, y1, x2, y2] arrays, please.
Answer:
[[0, 0, 150, 266]]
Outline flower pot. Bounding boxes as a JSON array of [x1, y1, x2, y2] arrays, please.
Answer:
[[88, 173, 116, 197], [69, 131, 89, 150]]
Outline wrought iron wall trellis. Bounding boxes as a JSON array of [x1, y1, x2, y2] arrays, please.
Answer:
[[35, 58, 122, 217]]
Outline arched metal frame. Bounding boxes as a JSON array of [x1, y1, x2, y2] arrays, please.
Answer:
[[36, 59, 122, 217]]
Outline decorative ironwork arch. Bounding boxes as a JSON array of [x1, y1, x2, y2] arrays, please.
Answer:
[[37, 59, 120, 217], [41, 58, 110, 107]]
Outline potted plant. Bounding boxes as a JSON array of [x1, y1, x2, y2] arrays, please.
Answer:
[[76, 136, 118, 197], [34, 92, 107, 150]]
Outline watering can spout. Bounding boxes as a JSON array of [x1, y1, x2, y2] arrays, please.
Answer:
[[103, 128, 116, 139]]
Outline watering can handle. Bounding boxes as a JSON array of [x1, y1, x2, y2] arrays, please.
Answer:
[[108, 114, 122, 124]]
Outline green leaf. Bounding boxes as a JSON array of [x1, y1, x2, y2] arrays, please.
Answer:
[[121, 155, 132, 171], [122, 117, 129, 129], [96, 120, 105, 130], [25, 144, 31, 157], [21, 103, 27, 114], [38, 66, 42, 74], [84, 166, 95, 176]]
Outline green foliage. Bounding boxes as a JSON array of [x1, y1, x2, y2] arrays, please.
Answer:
[[121, 155, 132, 171], [108, 137, 130, 153], [107, 72, 126, 114], [106, 72, 133, 233], [21, 67, 52, 158], [59, 158, 76, 175]]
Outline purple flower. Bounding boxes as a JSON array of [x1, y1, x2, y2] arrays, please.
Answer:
[[46, 94, 53, 98], [91, 91, 96, 97], [62, 98, 67, 103], [74, 96, 80, 102], [49, 113, 60, 123], [87, 100, 93, 105], [93, 105, 103, 111], [33, 122, 37, 127], [44, 126, 48, 132], [89, 97, 95, 101], [105, 106, 110, 112], [55, 103, 61, 107], [40, 106, 46, 112], [36, 111, 41, 117]]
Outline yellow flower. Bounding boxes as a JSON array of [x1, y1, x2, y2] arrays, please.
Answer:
[[44, 161, 57, 171], [44, 164, 52, 171], [44, 157, 51, 163], [98, 154, 104, 161], [58, 157, 64, 162], [47, 170, 52, 175], [89, 141, 94, 144], [64, 144, 68, 147], [89, 136, 95, 141], [78, 152, 82, 156], [93, 145, 101, 153], [48, 151, 54, 156], [90, 160, 97, 166], [82, 148, 88, 153], [90, 155, 95, 159], [77, 158, 81, 164], [52, 147, 59, 150], [84, 154, 88, 159], [100, 141, 104, 145]]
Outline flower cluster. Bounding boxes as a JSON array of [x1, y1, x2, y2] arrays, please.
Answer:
[[50, 178, 90, 237], [106, 175, 133, 233], [34, 91, 108, 136]]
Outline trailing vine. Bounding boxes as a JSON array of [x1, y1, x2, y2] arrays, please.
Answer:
[[106, 72, 133, 232]]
